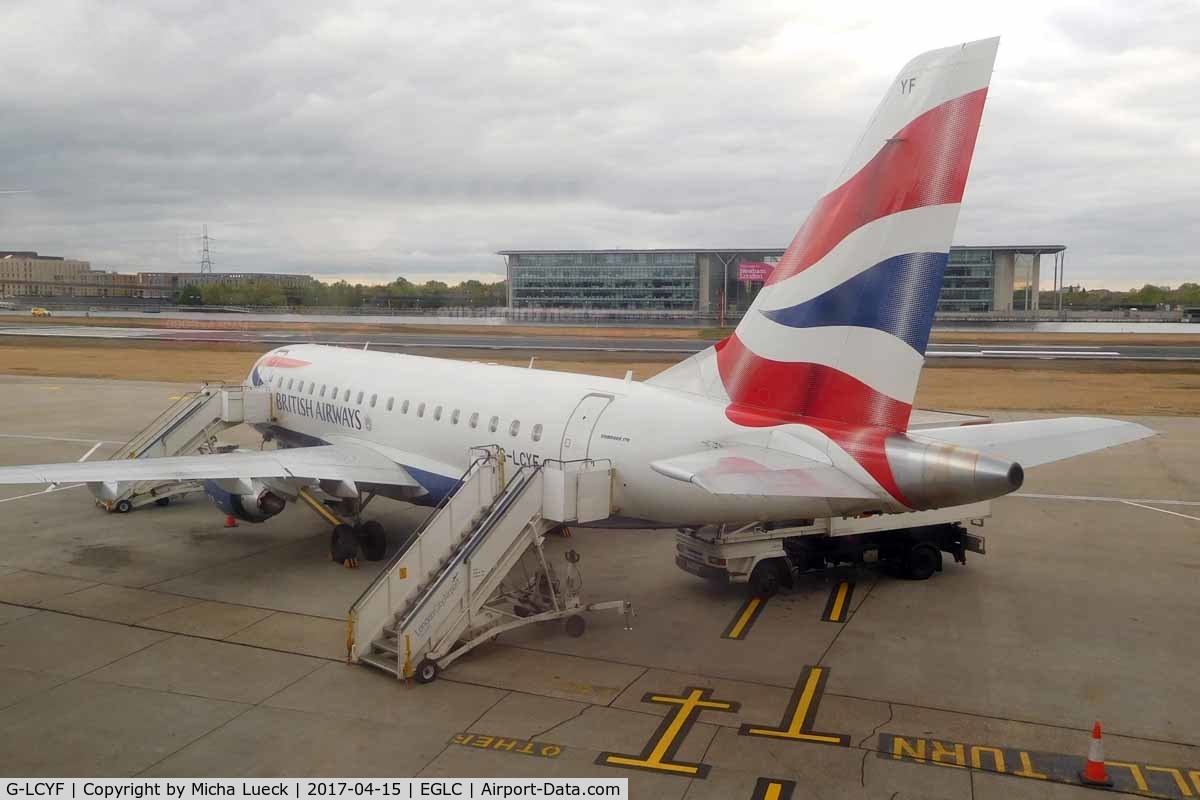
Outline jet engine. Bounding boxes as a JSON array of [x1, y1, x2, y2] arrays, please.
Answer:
[[203, 479, 287, 523], [885, 436, 1024, 510]]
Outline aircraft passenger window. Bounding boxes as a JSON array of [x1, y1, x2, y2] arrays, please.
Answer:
[[320, 385, 327, 398], [287, 379, 294, 390], [331, 386, 338, 398], [402, 400, 410, 414], [356, 391, 364, 405], [370, 394, 377, 408], [343, 389, 351, 401], [509, 420, 520, 437], [307, 382, 315, 395], [489, 416, 499, 433], [386, 397, 394, 411], [418, 402, 425, 418], [469, 412, 479, 429], [434, 405, 443, 421], [451, 409, 460, 425], [532, 424, 542, 442]]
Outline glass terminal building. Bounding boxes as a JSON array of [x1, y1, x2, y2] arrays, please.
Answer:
[[500, 245, 1065, 315]]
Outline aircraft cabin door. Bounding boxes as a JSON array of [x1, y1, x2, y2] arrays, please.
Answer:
[[560, 393, 613, 462]]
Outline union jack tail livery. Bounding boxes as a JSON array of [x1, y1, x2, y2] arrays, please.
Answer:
[[654, 37, 1000, 434]]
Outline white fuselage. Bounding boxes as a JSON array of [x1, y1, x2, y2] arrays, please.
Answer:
[[251, 344, 897, 526]]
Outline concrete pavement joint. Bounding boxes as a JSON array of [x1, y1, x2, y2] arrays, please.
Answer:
[[129, 656, 325, 778]]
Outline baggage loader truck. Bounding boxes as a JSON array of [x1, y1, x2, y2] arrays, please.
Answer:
[[675, 501, 990, 595]]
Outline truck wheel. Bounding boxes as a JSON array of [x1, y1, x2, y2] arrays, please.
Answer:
[[154, 497, 171, 507], [748, 558, 786, 597], [905, 543, 941, 581], [114, 499, 133, 514]]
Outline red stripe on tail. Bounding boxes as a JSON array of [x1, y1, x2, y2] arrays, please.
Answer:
[[716, 334, 912, 431], [767, 88, 988, 287]]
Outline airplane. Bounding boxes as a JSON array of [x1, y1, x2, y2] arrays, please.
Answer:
[[0, 37, 1152, 568]]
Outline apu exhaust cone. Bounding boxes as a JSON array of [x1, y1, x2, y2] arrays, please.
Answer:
[[885, 436, 1023, 510]]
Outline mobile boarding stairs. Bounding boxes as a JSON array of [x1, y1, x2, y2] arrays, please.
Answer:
[[90, 382, 271, 512], [348, 448, 633, 683]]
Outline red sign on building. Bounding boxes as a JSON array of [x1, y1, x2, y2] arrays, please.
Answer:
[[737, 261, 775, 282]]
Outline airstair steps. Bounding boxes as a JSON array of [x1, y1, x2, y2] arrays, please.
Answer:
[[347, 449, 632, 683], [90, 382, 272, 512]]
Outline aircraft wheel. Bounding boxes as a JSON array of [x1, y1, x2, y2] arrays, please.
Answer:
[[359, 520, 387, 561], [748, 558, 786, 597], [904, 543, 941, 581], [114, 499, 133, 514], [330, 524, 359, 564], [155, 497, 171, 507], [565, 614, 587, 638], [414, 657, 439, 684]]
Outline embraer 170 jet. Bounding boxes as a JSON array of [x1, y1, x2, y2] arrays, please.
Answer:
[[0, 38, 1152, 566]]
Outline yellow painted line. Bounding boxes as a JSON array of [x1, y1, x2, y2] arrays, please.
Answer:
[[830, 585, 849, 623], [821, 579, 855, 623], [728, 597, 760, 639], [722, 595, 768, 640], [167, 395, 182, 400], [742, 727, 848, 744], [647, 689, 701, 763], [739, 666, 851, 746], [751, 777, 795, 800], [601, 756, 699, 775], [598, 686, 738, 779]]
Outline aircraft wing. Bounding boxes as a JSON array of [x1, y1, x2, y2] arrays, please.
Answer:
[[0, 442, 422, 488], [907, 417, 1155, 468], [650, 445, 878, 499]]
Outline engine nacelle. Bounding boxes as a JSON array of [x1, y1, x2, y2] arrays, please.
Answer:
[[203, 479, 287, 523], [885, 435, 1024, 510]]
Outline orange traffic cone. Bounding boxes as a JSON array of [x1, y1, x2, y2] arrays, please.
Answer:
[[223, 515, 238, 528], [1078, 722, 1113, 787]]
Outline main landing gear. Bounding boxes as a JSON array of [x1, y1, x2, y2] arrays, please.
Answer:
[[296, 487, 390, 569], [329, 521, 387, 567]]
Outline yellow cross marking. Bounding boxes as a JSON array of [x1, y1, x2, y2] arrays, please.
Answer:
[[740, 666, 850, 746], [598, 687, 737, 777]]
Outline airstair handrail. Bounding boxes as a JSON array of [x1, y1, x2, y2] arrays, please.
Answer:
[[393, 463, 543, 634], [110, 381, 234, 460], [347, 448, 501, 617]]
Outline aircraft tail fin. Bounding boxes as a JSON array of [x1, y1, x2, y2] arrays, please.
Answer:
[[652, 38, 1000, 431]]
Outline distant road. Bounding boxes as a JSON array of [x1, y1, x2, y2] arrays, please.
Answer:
[[2, 324, 1199, 361]]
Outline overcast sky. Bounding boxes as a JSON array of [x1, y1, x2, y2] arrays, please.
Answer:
[[1, 0, 1195, 289]]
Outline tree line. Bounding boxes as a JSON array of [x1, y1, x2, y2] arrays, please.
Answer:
[[1041, 283, 1200, 309], [176, 277, 508, 308]]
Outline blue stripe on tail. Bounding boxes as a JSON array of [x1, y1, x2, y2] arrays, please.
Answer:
[[759, 251, 948, 353]]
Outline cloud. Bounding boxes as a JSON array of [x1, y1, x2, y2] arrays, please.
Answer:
[[0, 0, 1195, 288]]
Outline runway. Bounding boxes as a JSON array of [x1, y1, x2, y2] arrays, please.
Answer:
[[3, 323, 1200, 360]]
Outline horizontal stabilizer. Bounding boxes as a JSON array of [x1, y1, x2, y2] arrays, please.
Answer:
[[651, 445, 878, 500], [907, 417, 1155, 468], [0, 442, 421, 488]]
